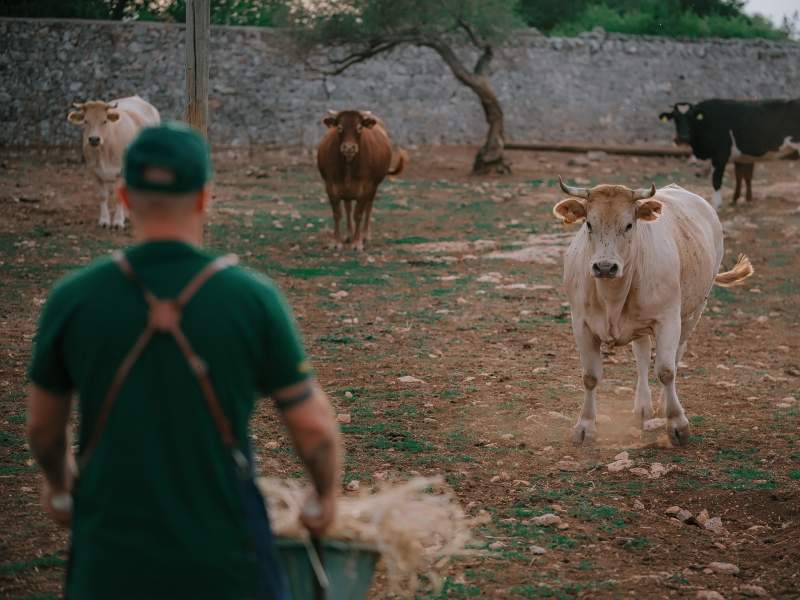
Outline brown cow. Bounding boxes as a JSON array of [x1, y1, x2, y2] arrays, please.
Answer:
[[317, 110, 405, 251]]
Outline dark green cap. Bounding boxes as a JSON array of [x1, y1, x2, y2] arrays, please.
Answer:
[[123, 122, 211, 193]]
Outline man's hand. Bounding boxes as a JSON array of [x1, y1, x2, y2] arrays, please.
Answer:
[[300, 491, 337, 538], [275, 380, 342, 538], [42, 479, 74, 528]]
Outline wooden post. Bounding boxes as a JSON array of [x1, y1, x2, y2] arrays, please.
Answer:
[[185, 0, 210, 136]]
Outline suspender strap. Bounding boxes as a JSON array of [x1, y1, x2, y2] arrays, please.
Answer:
[[78, 251, 239, 471]]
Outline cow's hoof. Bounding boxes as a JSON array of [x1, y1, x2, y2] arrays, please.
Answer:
[[328, 241, 343, 251], [667, 416, 690, 446], [571, 420, 597, 445], [633, 403, 653, 425], [99, 222, 110, 228], [352, 241, 365, 252]]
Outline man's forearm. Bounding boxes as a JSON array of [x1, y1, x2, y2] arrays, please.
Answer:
[[27, 385, 74, 490], [30, 433, 70, 489], [298, 437, 337, 496]]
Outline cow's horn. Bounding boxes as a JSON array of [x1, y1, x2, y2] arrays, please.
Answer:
[[632, 184, 656, 201], [558, 176, 589, 199], [107, 102, 118, 109], [72, 101, 85, 109]]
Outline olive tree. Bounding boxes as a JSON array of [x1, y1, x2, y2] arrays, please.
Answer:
[[283, 0, 521, 174]]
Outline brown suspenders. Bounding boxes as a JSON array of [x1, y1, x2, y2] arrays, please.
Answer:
[[78, 250, 246, 474]]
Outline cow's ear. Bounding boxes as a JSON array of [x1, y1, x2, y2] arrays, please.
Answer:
[[361, 116, 377, 129], [67, 110, 84, 124], [636, 199, 662, 222], [106, 111, 120, 123], [322, 115, 337, 128], [553, 198, 587, 224], [659, 112, 673, 122]]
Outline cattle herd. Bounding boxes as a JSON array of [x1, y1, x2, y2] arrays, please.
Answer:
[[63, 92, 793, 444]]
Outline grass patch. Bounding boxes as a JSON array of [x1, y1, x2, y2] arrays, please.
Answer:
[[0, 554, 66, 574]]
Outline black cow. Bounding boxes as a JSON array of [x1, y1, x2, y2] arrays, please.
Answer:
[[660, 99, 800, 208]]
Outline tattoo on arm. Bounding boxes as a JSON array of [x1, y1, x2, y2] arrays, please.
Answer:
[[300, 438, 335, 496]]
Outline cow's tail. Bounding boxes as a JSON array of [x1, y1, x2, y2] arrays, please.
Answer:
[[388, 149, 407, 176], [714, 254, 754, 287]]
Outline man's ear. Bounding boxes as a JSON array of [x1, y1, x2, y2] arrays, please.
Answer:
[[636, 199, 662, 221], [197, 186, 211, 212], [117, 184, 130, 211], [553, 198, 587, 224], [694, 111, 704, 121], [67, 111, 84, 124], [106, 111, 120, 123], [659, 112, 673, 123]]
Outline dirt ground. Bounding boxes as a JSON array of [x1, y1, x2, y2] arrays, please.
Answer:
[[1, 144, 799, 599]]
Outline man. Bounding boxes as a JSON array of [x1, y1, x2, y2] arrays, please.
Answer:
[[26, 122, 341, 599]]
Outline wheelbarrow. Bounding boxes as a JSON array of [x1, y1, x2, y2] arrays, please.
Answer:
[[275, 538, 379, 600]]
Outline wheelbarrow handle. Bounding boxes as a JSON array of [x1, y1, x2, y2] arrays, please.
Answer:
[[304, 535, 330, 598]]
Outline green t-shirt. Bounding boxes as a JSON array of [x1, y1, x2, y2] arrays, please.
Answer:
[[28, 240, 311, 600]]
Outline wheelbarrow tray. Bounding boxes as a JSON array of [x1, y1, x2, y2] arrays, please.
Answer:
[[275, 537, 379, 600]]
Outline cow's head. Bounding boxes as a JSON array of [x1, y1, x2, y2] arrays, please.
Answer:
[[67, 100, 121, 148], [659, 102, 704, 146], [554, 177, 661, 280], [322, 109, 377, 162]]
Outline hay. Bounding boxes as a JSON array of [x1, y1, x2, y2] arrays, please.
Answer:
[[257, 476, 481, 595]]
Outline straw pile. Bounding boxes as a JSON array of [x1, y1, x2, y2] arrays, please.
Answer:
[[257, 476, 481, 595]]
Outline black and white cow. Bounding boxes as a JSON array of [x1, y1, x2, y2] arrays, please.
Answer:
[[660, 99, 800, 208]]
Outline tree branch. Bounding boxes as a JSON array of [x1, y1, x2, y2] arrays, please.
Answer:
[[457, 18, 484, 49], [304, 40, 403, 75], [474, 44, 493, 76]]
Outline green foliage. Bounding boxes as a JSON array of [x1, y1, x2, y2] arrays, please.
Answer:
[[2, 0, 279, 25], [517, 0, 785, 39], [282, 0, 522, 49]]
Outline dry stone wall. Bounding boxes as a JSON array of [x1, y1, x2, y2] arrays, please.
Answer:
[[1, 18, 799, 148]]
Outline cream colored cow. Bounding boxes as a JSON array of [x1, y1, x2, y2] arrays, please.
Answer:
[[68, 96, 160, 228], [554, 178, 753, 446]]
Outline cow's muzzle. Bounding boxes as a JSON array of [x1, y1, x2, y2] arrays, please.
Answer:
[[88, 136, 101, 147], [340, 142, 358, 161], [592, 261, 621, 279]]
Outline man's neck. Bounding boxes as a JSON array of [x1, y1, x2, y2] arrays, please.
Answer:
[[132, 223, 203, 246]]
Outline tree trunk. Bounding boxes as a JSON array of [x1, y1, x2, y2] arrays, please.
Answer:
[[428, 42, 511, 175], [468, 76, 510, 174]]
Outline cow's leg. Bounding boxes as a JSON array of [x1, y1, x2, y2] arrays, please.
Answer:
[[351, 188, 377, 252], [351, 199, 367, 252], [654, 316, 690, 446], [742, 163, 754, 203], [363, 196, 375, 244], [344, 199, 354, 243], [572, 324, 602, 445], [328, 196, 344, 250], [631, 336, 653, 424], [710, 155, 728, 210], [732, 163, 743, 205], [98, 184, 111, 228]]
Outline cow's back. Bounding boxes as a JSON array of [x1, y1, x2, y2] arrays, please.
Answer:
[[647, 185, 723, 317], [112, 96, 161, 129]]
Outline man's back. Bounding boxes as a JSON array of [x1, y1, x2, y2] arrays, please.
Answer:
[[30, 240, 309, 599]]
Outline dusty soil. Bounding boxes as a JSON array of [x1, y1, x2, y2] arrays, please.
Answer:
[[1, 145, 799, 599]]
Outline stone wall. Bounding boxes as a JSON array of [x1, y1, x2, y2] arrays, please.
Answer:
[[1, 18, 799, 148]]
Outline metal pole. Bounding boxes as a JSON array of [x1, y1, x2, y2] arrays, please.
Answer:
[[185, 0, 210, 136]]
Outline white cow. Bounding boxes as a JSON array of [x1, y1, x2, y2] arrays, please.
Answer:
[[67, 96, 160, 228], [554, 178, 753, 446]]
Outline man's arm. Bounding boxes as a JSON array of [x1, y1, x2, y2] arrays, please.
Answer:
[[26, 385, 76, 527], [274, 380, 341, 536]]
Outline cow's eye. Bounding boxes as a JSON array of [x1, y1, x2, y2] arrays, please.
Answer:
[[625, 223, 633, 231], [102, 120, 107, 125], [586, 222, 593, 233], [337, 125, 343, 133]]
